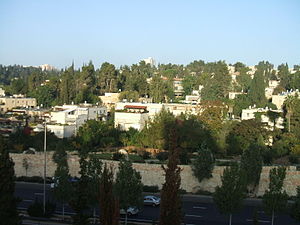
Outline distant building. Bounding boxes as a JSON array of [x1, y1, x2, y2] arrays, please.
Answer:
[[47, 103, 107, 138], [39, 64, 56, 71], [0, 88, 5, 97], [115, 105, 149, 131], [228, 92, 245, 100], [0, 96, 37, 112], [241, 107, 284, 130], [271, 89, 300, 109], [142, 57, 156, 67], [99, 93, 120, 111]]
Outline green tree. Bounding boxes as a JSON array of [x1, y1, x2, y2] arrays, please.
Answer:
[[240, 143, 263, 194], [182, 74, 197, 96], [159, 121, 182, 225], [213, 165, 246, 225], [114, 159, 143, 225], [263, 167, 288, 225], [291, 186, 300, 221], [0, 137, 20, 225], [119, 90, 139, 102], [99, 163, 119, 225], [248, 66, 267, 107], [97, 62, 118, 94], [149, 75, 173, 103], [52, 143, 72, 220], [191, 144, 215, 184], [68, 154, 90, 225]]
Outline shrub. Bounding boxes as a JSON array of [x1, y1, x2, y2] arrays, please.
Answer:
[[140, 151, 151, 160], [289, 155, 299, 164], [112, 152, 124, 161], [27, 200, 56, 218], [156, 152, 168, 161], [143, 185, 159, 193]]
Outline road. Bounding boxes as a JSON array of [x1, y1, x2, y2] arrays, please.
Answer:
[[15, 182, 299, 225]]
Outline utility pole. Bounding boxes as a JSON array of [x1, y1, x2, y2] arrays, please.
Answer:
[[43, 121, 47, 214]]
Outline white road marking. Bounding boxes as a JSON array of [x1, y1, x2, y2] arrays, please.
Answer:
[[246, 219, 271, 223], [185, 214, 203, 218], [193, 206, 207, 209]]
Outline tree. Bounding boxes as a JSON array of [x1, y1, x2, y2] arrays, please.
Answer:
[[52, 143, 72, 220], [213, 165, 246, 225], [263, 167, 288, 225], [99, 163, 119, 225], [248, 65, 267, 107], [0, 137, 20, 225], [68, 153, 90, 225], [291, 186, 300, 221], [97, 62, 118, 94], [22, 158, 30, 176], [159, 121, 182, 225], [114, 159, 143, 225], [240, 144, 263, 194], [191, 144, 215, 184], [149, 75, 173, 103]]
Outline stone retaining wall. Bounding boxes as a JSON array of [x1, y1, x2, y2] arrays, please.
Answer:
[[11, 152, 300, 196]]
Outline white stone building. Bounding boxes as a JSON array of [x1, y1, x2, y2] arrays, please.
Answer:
[[271, 89, 300, 109], [241, 107, 284, 129], [47, 103, 107, 138]]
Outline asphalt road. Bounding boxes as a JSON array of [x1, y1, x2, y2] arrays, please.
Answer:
[[15, 182, 300, 225]]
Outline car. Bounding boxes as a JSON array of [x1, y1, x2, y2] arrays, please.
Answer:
[[120, 207, 139, 216], [143, 195, 160, 207], [50, 177, 79, 189]]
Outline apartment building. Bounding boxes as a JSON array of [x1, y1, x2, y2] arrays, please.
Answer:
[[0, 96, 37, 112]]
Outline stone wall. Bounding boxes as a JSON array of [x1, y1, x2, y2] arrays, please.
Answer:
[[11, 152, 300, 196]]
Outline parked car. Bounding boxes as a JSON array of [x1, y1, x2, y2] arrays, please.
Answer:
[[143, 195, 160, 207], [50, 177, 79, 189], [120, 207, 139, 216]]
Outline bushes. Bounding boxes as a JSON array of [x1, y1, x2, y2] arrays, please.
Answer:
[[143, 185, 159, 193], [112, 152, 124, 161], [16, 176, 52, 184], [156, 152, 168, 161], [27, 200, 56, 218]]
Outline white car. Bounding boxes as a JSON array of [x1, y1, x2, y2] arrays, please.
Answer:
[[144, 195, 161, 207], [120, 207, 139, 216]]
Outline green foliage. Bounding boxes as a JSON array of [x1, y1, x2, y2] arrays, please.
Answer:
[[119, 90, 139, 102], [263, 167, 288, 224], [213, 165, 246, 217], [143, 185, 159, 193], [233, 94, 251, 117], [240, 144, 263, 190], [182, 74, 197, 96], [291, 186, 300, 221], [191, 144, 215, 183], [149, 74, 174, 103], [248, 65, 267, 107], [77, 120, 121, 150], [159, 124, 182, 225], [156, 151, 169, 161], [114, 160, 143, 210], [226, 120, 266, 155], [0, 137, 20, 224], [27, 200, 56, 218], [99, 163, 119, 225], [52, 142, 73, 211]]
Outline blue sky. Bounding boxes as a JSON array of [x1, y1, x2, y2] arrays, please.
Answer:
[[0, 0, 299, 69]]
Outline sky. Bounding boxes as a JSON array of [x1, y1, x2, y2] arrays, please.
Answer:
[[0, 0, 300, 69]]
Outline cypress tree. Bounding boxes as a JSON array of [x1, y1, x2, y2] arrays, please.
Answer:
[[0, 137, 20, 225], [159, 120, 182, 225]]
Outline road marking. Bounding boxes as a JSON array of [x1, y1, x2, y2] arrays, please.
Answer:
[[193, 206, 207, 209], [23, 199, 33, 202], [185, 214, 203, 218], [34, 192, 44, 195], [246, 219, 270, 223]]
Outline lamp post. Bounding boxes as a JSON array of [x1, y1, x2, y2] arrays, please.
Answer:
[[43, 120, 47, 214]]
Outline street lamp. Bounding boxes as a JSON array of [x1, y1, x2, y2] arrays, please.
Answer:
[[43, 120, 47, 214]]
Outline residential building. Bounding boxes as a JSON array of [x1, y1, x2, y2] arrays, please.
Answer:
[[271, 89, 300, 109], [0, 96, 37, 112], [142, 57, 156, 67], [99, 93, 120, 110], [47, 103, 107, 138], [115, 105, 149, 131], [241, 107, 284, 129], [0, 88, 5, 97], [228, 92, 244, 100]]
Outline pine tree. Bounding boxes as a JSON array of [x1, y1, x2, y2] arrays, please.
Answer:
[[52, 143, 72, 220], [159, 120, 182, 225], [191, 143, 215, 184], [263, 167, 288, 225], [99, 163, 119, 225], [114, 159, 143, 225], [0, 137, 20, 225], [213, 165, 246, 225]]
